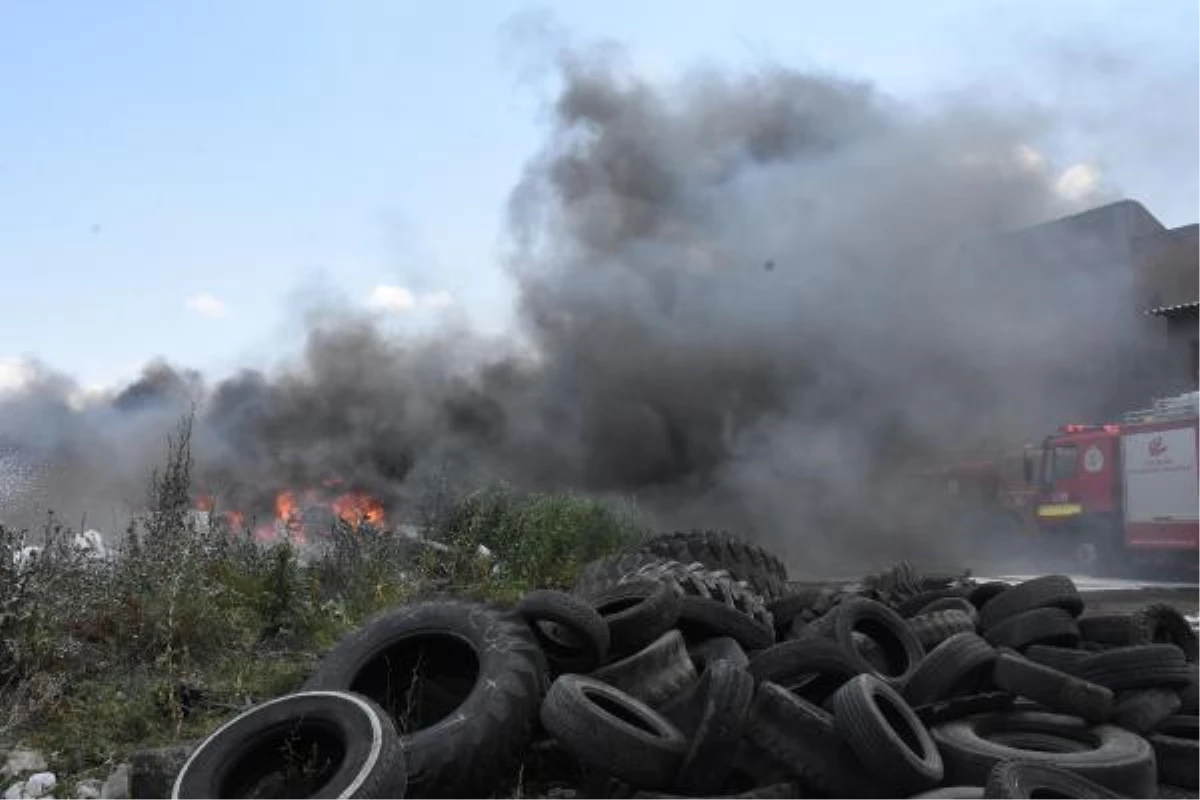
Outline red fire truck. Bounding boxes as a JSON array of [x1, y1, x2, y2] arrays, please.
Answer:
[[1031, 392, 1199, 574], [911, 392, 1198, 575]]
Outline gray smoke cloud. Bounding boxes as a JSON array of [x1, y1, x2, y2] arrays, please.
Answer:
[[0, 42, 1177, 574]]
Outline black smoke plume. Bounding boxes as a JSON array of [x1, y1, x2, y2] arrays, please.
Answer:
[[0, 43, 1174, 574]]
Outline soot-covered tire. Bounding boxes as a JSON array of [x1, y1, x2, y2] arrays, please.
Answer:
[[586, 579, 682, 660], [626, 559, 775, 650], [967, 582, 1011, 611], [832, 674, 944, 794], [1023, 644, 1092, 675], [1150, 715, 1199, 790], [978, 575, 1083, 630], [1111, 688, 1183, 734], [743, 681, 883, 798], [1076, 645, 1194, 691], [687, 636, 750, 672], [634, 530, 789, 601], [914, 692, 1018, 727], [516, 590, 610, 674], [916, 596, 980, 624], [540, 674, 688, 791], [809, 597, 925, 685], [747, 637, 861, 705], [931, 710, 1157, 798], [1135, 605, 1200, 663], [991, 650, 1114, 723], [302, 600, 547, 798], [983, 608, 1081, 651], [172, 691, 407, 799], [983, 761, 1121, 799], [673, 661, 755, 796], [909, 609, 978, 651], [590, 629, 699, 709], [904, 633, 997, 708], [574, 551, 675, 596]]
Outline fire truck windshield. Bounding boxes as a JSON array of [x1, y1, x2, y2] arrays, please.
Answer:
[[1049, 444, 1079, 482]]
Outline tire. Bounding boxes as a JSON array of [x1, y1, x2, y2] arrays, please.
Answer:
[[914, 692, 1017, 727], [1111, 688, 1183, 734], [632, 783, 799, 799], [904, 633, 998, 707], [909, 609, 978, 651], [1150, 715, 1199, 790], [302, 600, 546, 798], [967, 582, 1011, 611], [916, 596, 980, 625], [516, 590, 610, 674], [1134, 605, 1199, 663], [1155, 784, 1200, 799], [673, 661, 755, 796], [983, 761, 1121, 799], [586, 579, 682, 660], [978, 576, 1083, 631], [747, 638, 861, 705], [1077, 645, 1193, 691], [627, 559, 775, 650], [540, 674, 688, 791], [832, 674, 944, 794], [1023, 644, 1091, 675], [687, 636, 749, 672], [983, 608, 1081, 651], [1181, 674, 1199, 714], [743, 681, 884, 798], [172, 691, 407, 799], [590, 630, 698, 709], [766, 589, 826, 635], [1080, 614, 1141, 646], [991, 650, 1113, 723], [634, 530, 789, 601], [911, 787, 984, 799], [809, 597, 925, 685], [575, 551, 673, 596], [896, 588, 970, 618], [931, 710, 1157, 798]]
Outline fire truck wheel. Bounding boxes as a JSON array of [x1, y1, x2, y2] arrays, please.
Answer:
[[930, 710, 1157, 798], [302, 599, 548, 798], [171, 691, 407, 800], [590, 629, 699, 710], [983, 761, 1121, 799], [516, 590, 610, 674]]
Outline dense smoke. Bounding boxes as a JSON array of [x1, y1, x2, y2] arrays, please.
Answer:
[[0, 44, 1172, 573]]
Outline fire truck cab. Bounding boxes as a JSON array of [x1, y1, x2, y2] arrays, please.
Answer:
[[1033, 392, 1199, 574]]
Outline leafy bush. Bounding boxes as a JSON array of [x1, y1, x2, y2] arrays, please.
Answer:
[[0, 412, 644, 783]]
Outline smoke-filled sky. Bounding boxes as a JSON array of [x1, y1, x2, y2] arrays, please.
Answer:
[[0, 1, 1196, 571]]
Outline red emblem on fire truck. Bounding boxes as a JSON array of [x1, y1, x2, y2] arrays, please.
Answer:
[[1148, 435, 1167, 457]]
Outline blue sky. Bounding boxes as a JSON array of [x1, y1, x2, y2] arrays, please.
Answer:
[[1, 0, 1196, 390]]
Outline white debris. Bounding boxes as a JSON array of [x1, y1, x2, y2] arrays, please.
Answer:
[[23, 773, 54, 799], [3, 783, 24, 800], [74, 779, 102, 800], [1, 750, 47, 780], [476, 544, 493, 559], [11, 546, 41, 572], [73, 530, 108, 560]]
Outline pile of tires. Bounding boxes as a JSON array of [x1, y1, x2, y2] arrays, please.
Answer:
[[168, 530, 1199, 799]]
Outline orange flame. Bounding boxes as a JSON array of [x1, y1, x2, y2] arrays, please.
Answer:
[[195, 494, 214, 512], [331, 492, 386, 526], [275, 491, 299, 524], [225, 510, 246, 529]]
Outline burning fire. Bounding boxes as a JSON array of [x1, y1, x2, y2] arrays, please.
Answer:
[[192, 481, 386, 546]]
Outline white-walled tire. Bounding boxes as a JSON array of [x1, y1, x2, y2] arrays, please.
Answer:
[[171, 691, 406, 799]]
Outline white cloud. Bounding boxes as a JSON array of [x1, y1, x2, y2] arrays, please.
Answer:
[[0, 357, 36, 395], [1055, 163, 1102, 201], [185, 292, 228, 318], [367, 284, 455, 313], [368, 284, 418, 312], [422, 289, 456, 309]]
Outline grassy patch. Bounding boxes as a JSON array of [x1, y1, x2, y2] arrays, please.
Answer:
[[0, 413, 643, 788]]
